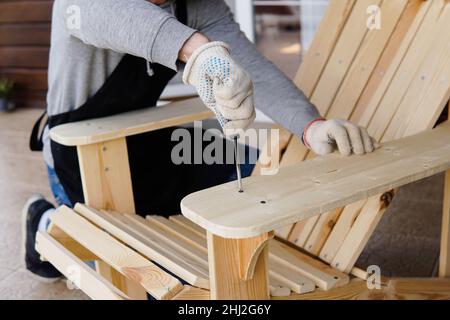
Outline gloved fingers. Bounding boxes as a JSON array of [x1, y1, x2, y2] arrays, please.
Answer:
[[213, 69, 253, 110], [222, 110, 256, 135], [310, 142, 334, 156], [217, 94, 255, 120], [360, 127, 375, 153], [328, 122, 352, 156], [341, 121, 365, 155]]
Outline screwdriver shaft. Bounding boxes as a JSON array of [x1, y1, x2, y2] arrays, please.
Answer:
[[233, 135, 243, 192]]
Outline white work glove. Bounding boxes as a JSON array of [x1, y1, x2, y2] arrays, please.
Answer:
[[303, 119, 379, 156], [183, 42, 256, 135]]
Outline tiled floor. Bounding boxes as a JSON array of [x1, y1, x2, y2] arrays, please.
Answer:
[[0, 108, 444, 299], [0, 109, 87, 300]]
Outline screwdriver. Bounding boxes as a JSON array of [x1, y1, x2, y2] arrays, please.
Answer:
[[211, 107, 244, 193]]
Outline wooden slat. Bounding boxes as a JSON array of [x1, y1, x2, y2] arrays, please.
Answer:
[[303, 208, 342, 255], [51, 206, 183, 300], [269, 240, 349, 290], [319, 199, 367, 263], [310, 0, 381, 116], [326, 0, 409, 120], [50, 98, 213, 146], [252, 125, 292, 177], [47, 223, 99, 261], [35, 232, 128, 300], [172, 286, 210, 300], [268, 258, 316, 294], [351, 0, 431, 124], [285, 0, 396, 239], [331, 195, 388, 273], [287, 217, 319, 247], [75, 204, 210, 289], [169, 214, 207, 239], [278, 278, 450, 300], [440, 170, 450, 277], [181, 124, 450, 239], [121, 214, 209, 267], [366, 0, 446, 140], [294, 0, 356, 97], [0, 1, 53, 23], [146, 215, 207, 252], [390, 10, 450, 139]]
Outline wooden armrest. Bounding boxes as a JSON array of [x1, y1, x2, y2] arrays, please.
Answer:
[[50, 97, 213, 146], [181, 123, 450, 239]]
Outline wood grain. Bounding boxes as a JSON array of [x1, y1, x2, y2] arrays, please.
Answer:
[[182, 124, 450, 238]]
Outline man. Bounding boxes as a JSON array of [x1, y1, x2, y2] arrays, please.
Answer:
[[24, 0, 377, 281]]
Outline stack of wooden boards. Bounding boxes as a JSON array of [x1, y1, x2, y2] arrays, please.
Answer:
[[36, 204, 351, 299], [264, 0, 450, 274]]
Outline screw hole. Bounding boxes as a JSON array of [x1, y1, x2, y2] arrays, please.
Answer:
[[260, 200, 266, 204]]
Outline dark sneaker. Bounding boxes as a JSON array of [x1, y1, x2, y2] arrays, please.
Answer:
[[22, 194, 62, 282]]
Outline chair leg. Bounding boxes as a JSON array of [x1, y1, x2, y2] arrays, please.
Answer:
[[207, 232, 272, 300], [77, 138, 146, 299], [439, 169, 450, 277]]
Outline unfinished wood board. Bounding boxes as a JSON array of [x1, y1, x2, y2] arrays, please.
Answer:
[[169, 215, 207, 239], [121, 214, 209, 267], [268, 281, 291, 297], [331, 195, 388, 273], [366, 0, 446, 140], [319, 199, 367, 263], [269, 240, 349, 290], [75, 204, 210, 289], [294, 0, 356, 97], [172, 286, 210, 300], [77, 138, 135, 214], [310, 0, 381, 115], [282, 0, 398, 239], [277, 278, 450, 300], [351, 0, 432, 124], [51, 206, 183, 299], [50, 97, 212, 146], [182, 124, 450, 238], [146, 215, 207, 253], [304, 208, 343, 255], [287, 215, 320, 247], [35, 232, 128, 300], [326, 0, 409, 120], [268, 258, 316, 294], [252, 125, 292, 177], [440, 170, 450, 277], [208, 232, 270, 300], [47, 223, 99, 261]]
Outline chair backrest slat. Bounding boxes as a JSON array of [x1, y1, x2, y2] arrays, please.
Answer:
[[276, 0, 450, 274]]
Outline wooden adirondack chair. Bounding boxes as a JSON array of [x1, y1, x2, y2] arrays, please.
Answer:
[[35, 0, 450, 300]]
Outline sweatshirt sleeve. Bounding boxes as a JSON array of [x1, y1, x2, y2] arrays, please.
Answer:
[[191, 0, 321, 138], [56, 0, 196, 70]]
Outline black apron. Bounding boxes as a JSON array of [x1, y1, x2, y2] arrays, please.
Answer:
[[35, 0, 236, 217]]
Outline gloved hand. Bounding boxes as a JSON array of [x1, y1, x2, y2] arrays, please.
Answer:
[[183, 41, 256, 134], [303, 118, 379, 156]]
